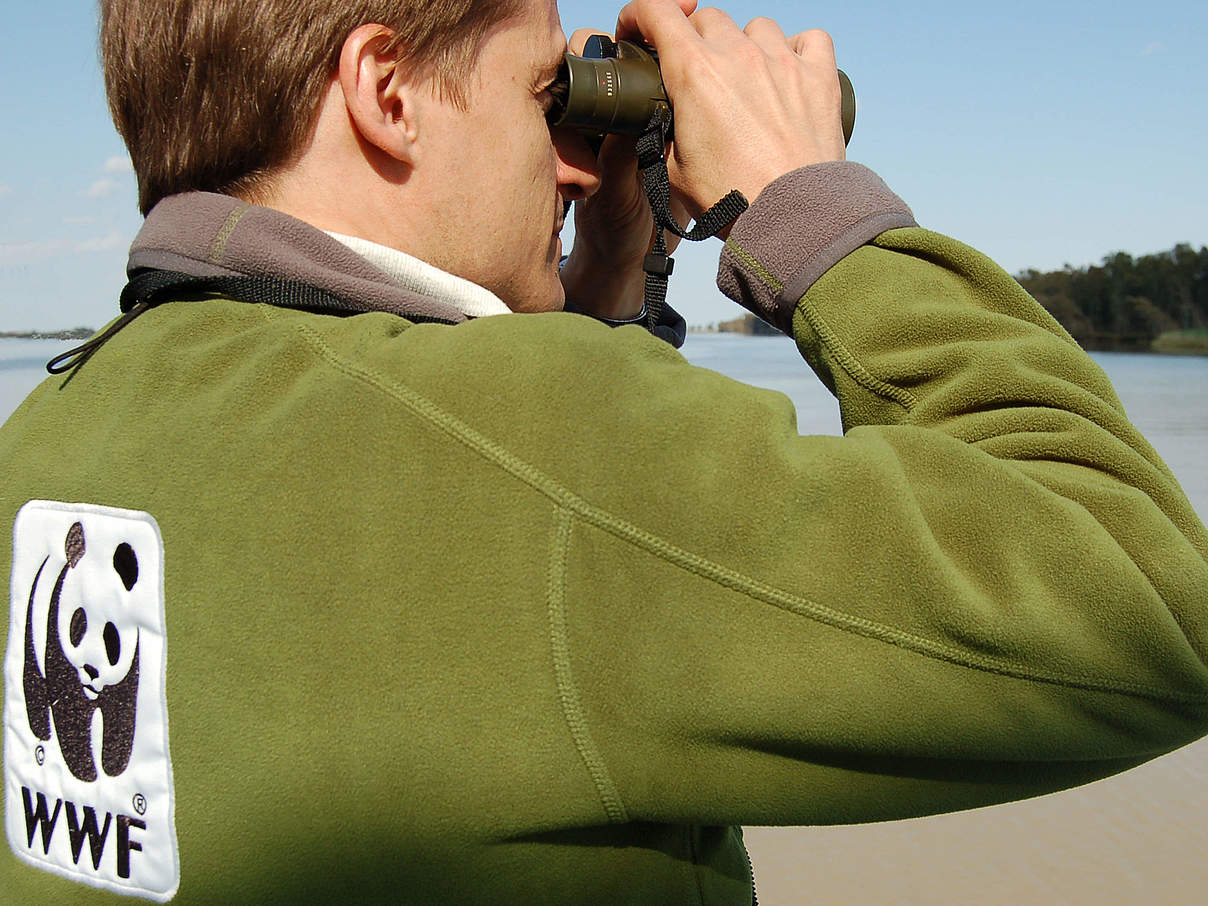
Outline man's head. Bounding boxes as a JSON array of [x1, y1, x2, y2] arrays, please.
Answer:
[[101, 0, 602, 312], [101, 0, 524, 215]]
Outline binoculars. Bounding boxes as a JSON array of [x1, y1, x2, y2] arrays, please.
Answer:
[[547, 35, 856, 147]]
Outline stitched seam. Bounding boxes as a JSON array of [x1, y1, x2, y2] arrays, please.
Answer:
[[208, 204, 249, 264], [795, 302, 918, 411], [547, 507, 628, 823], [776, 216, 919, 329], [723, 239, 782, 295], [684, 826, 707, 906], [278, 311, 1208, 707], [781, 210, 915, 295], [727, 231, 918, 410]]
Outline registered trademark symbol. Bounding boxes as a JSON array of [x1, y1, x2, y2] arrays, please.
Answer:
[[133, 793, 147, 816], [34, 745, 45, 766]]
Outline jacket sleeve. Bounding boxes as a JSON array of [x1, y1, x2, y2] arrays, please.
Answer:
[[548, 163, 1208, 828]]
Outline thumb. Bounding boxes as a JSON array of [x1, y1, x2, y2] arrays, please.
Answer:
[[568, 28, 610, 56]]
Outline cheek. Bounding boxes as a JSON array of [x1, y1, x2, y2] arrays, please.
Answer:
[[505, 111, 559, 186]]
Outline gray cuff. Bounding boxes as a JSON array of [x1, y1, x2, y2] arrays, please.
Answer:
[[716, 162, 917, 333]]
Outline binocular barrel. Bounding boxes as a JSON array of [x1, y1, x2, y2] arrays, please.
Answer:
[[549, 37, 856, 147]]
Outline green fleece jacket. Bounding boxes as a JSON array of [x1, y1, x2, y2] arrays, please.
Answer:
[[3, 163, 1207, 904]]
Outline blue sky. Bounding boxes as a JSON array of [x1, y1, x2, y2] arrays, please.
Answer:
[[1, 0, 1205, 331]]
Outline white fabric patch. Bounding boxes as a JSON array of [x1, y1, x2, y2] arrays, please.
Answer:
[[325, 230, 513, 318], [5, 501, 178, 901]]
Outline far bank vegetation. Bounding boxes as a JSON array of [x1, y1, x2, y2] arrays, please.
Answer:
[[0, 327, 95, 340], [718, 243, 1208, 355]]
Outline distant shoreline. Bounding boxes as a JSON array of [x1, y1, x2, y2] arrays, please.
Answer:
[[0, 328, 94, 341], [692, 318, 1208, 356], [4, 326, 1205, 356]]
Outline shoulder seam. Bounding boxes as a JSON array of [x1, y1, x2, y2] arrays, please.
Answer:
[[282, 312, 1208, 707]]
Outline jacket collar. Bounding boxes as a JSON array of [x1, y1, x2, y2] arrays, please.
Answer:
[[324, 231, 511, 319], [128, 192, 470, 324]]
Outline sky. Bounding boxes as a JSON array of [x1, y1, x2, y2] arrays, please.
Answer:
[[1, 0, 1205, 331]]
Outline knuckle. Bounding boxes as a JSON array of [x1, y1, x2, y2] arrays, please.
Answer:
[[801, 28, 835, 51], [693, 7, 729, 25]]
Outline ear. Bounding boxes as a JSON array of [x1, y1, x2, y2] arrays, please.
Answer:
[[114, 542, 138, 591], [338, 24, 420, 165], [66, 522, 85, 568]]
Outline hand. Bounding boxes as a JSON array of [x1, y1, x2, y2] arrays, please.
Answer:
[[559, 26, 690, 320], [615, 0, 847, 220]]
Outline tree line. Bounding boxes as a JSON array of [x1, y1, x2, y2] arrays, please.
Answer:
[[1016, 243, 1208, 353], [717, 243, 1208, 354]]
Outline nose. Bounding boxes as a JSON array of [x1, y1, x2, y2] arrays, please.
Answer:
[[552, 127, 601, 202]]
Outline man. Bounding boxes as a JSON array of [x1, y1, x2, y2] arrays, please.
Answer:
[[3, 0, 1206, 903]]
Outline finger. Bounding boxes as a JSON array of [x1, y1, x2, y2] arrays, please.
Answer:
[[743, 15, 788, 50], [688, 6, 745, 40], [569, 28, 611, 56], [788, 28, 837, 68], [616, 0, 700, 46]]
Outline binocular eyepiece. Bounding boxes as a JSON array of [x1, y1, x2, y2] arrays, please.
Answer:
[[547, 35, 856, 147]]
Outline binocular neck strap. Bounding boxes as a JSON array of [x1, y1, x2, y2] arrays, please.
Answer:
[[635, 114, 749, 334], [45, 269, 455, 376]]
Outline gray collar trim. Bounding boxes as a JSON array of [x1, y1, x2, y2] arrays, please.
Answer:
[[127, 192, 469, 324]]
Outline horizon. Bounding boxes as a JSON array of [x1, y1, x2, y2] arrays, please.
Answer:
[[2, 0, 1206, 331], [3, 238, 1204, 334]]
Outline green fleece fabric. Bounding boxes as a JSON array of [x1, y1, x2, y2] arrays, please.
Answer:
[[3, 226, 1208, 904]]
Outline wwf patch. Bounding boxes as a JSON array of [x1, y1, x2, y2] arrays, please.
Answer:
[[4, 501, 178, 901]]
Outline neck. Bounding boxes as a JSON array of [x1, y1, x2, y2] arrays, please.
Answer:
[[252, 80, 445, 269]]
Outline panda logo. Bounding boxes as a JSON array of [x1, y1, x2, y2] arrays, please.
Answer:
[[22, 521, 141, 782]]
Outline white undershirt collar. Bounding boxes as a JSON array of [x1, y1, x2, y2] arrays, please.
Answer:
[[325, 231, 512, 318]]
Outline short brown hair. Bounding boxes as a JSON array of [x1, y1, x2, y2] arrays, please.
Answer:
[[100, 0, 525, 215]]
